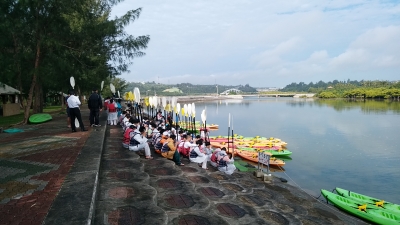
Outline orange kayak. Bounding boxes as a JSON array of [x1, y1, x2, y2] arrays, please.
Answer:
[[235, 150, 286, 167]]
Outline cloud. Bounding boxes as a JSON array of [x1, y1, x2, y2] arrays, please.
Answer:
[[112, 0, 400, 87]]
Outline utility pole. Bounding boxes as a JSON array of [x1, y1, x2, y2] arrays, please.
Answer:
[[216, 85, 218, 96]]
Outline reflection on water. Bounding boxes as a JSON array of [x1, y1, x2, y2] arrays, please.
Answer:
[[194, 98, 400, 204], [287, 98, 400, 115]]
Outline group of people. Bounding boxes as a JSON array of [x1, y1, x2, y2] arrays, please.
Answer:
[[65, 92, 236, 174], [119, 109, 236, 175]]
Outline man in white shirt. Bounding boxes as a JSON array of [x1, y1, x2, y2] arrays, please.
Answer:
[[67, 90, 87, 132]]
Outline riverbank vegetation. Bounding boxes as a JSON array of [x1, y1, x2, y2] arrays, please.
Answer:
[[0, 0, 149, 123], [281, 80, 400, 99]]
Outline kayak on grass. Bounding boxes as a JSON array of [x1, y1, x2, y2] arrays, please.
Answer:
[[321, 189, 400, 225], [335, 187, 400, 215], [29, 113, 52, 124]]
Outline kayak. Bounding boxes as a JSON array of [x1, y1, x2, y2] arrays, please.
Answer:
[[335, 187, 400, 215], [29, 113, 52, 124], [209, 137, 287, 147], [235, 150, 285, 167], [237, 147, 292, 156], [3, 128, 24, 133], [234, 159, 257, 172], [321, 189, 400, 225], [210, 141, 284, 149]]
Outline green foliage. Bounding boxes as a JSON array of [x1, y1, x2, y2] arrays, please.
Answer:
[[0, 0, 149, 120], [317, 91, 338, 98]]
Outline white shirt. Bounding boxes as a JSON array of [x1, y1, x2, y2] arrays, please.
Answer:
[[134, 133, 148, 144], [67, 95, 81, 108]]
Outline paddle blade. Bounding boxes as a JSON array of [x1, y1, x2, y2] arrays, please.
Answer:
[[187, 103, 192, 117], [183, 104, 188, 116], [153, 96, 158, 108], [70, 76, 75, 89], [101, 81, 104, 91], [118, 90, 120, 98], [201, 109, 206, 124], [162, 97, 167, 109], [74, 118, 80, 128], [124, 92, 129, 100], [191, 103, 195, 117], [145, 97, 149, 106], [176, 103, 181, 114], [134, 87, 140, 102], [110, 83, 115, 94]]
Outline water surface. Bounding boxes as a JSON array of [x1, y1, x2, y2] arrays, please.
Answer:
[[193, 97, 400, 203]]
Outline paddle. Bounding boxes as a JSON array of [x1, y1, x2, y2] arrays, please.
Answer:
[[110, 83, 116, 96], [187, 103, 192, 135], [101, 81, 104, 91], [70, 76, 75, 90], [162, 97, 167, 120], [176, 102, 181, 130], [134, 87, 141, 122], [149, 96, 153, 118], [69, 77, 80, 128], [191, 103, 196, 138]]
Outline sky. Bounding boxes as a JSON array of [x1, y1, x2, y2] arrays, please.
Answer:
[[111, 0, 400, 88]]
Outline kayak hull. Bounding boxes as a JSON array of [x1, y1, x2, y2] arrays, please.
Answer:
[[29, 113, 52, 124], [236, 150, 285, 166], [321, 189, 400, 225], [335, 187, 400, 215]]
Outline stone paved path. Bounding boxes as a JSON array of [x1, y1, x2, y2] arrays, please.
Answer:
[[0, 110, 91, 225], [95, 125, 366, 225]]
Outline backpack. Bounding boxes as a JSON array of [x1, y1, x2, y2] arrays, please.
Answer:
[[216, 154, 228, 169], [161, 141, 170, 153], [129, 133, 140, 146]]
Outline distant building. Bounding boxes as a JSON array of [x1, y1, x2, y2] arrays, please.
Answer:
[[220, 88, 241, 95], [162, 87, 182, 93]]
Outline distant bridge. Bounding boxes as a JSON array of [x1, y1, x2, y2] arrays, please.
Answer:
[[242, 93, 315, 98]]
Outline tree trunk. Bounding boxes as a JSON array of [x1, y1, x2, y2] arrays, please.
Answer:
[[33, 79, 44, 113], [23, 40, 41, 124]]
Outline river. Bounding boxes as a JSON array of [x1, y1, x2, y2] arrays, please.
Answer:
[[192, 97, 400, 204]]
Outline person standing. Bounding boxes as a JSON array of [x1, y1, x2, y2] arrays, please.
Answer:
[[107, 99, 118, 125], [65, 93, 71, 128], [67, 90, 87, 132], [88, 89, 103, 127]]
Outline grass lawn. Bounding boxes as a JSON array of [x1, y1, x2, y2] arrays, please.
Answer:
[[0, 106, 63, 128]]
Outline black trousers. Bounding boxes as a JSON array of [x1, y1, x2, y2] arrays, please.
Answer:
[[89, 109, 100, 125], [70, 107, 85, 131]]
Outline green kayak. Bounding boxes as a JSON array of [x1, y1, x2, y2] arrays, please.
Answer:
[[29, 113, 52, 124], [237, 147, 292, 156], [234, 159, 257, 172], [336, 187, 400, 215], [321, 189, 400, 225]]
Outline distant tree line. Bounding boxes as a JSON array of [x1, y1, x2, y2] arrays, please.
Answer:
[[281, 80, 400, 99], [126, 82, 257, 96]]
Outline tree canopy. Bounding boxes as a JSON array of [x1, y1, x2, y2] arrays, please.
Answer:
[[0, 0, 149, 123]]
